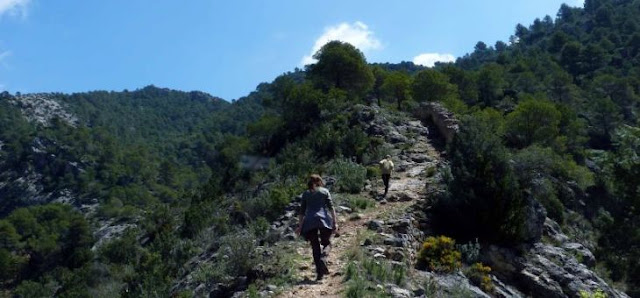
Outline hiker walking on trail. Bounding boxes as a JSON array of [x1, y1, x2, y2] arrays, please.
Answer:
[[296, 174, 338, 281], [379, 155, 394, 197]]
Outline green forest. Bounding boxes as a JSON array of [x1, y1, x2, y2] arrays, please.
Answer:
[[1, 0, 639, 296]]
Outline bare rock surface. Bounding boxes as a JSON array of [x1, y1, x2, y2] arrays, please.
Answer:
[[8, 94, 78, 127]]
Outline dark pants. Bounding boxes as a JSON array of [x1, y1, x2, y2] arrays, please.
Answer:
[[382, 173, 391, 195], [304, 227, 332, 276]]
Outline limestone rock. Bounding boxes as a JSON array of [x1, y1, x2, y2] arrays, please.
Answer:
[[413, 102, 459, 144], [387, 191, 418, 202], [523, 198, 546, 243], [367, 220, 385, 231], [337, 206, 353, 214], [385, 284, 412, 298], [482, 244, 629, 298], [562, 242, 596, 268], [417, 271, 491, 298], [387, 131, 408, 144], [383, 237, 405, 247]]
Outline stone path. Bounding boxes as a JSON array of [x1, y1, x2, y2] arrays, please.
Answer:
[[277, 117, 441, 298]]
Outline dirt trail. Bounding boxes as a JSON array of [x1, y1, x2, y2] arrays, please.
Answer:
[[277, 119, 441, 298]]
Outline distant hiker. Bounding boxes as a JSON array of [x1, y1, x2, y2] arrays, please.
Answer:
[[379, 154, 395, 196], [296, 174, 338, 281]]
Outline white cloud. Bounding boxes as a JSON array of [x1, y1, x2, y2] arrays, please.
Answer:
[[0, 0, 30, 17], [0, 50, 10, 60], [301, 21, 381, 66], [0, 50, 10, 68], [412, 53, 456, 67]]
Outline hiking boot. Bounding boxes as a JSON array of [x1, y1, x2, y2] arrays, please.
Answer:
[[321, 244, 332, 256]]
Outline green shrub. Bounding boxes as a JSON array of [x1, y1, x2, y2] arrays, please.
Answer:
[[345, 276, 367, 298], [392, 264, 406, 286], [218, 231, 257, 276], [345, 195, 375, 211], [340, 126, 371, 160], [328, 158, 367, 193], [579, 289, 607, 298], [98, 229, 140, 265], [457, 239, 481, 264], [366, 165, 381, 179], [425, 166, 437, 178], [276, 145, 318, 178], [344, 261, 358, 281], [247, 284, 260, 298], [417, 236, 461, 273], [465, 263, 494, 293], [361, 138, 391, 165], [192, 262, 226, 283], [249, 217, 269, 237], [423, 276, 439, 297], [14, 280, 57, 297], [182, 200, 223, 238], [542, 194, 565, 225], [442, 96, 470, 115], [264, 185, 296, 219], [363, 259, 390, 282], [437, 113, 528, 244], [245, 182, 299, 221], [530, 178, 565, 224]]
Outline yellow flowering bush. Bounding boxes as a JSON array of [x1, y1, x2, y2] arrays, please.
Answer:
[[417, 236, 462, 273], [465, 263, 494, 293]]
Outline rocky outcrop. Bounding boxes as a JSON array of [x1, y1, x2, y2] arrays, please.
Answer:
[[0, 135, 87, 216], [482, 219, 629, 298], [413, 102, 459, 144], [523, 197, 547, 243], [7, 94, 78, 127]]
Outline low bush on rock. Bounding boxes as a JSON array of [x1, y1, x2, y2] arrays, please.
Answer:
[[465, 263, 494, 293], [417, 236, 461, 273]]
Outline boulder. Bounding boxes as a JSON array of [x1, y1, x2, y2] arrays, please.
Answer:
[[388, 219, 412, 234], [387, 191, 418, 202], [386, 248, 406, 261], [417, 271, 491, 298], [337, 206, 353, 214], [385, 284, 412, 298], [383, 237, 405, 247], [367, 220, 385, 231], [544, 218, 570, 244], [410, 153, 431, 163], [367, 124, 386, 136], [562, 242, 596, 268], [387, 131, 408, 144], [266, 284, 278, 291]]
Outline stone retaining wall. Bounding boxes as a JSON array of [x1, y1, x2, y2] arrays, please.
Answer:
[[413, 102, 459, 144]]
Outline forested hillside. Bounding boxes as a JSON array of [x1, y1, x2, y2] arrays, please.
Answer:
[[1, 0, 639, 296], [436, 0, 640, 294]]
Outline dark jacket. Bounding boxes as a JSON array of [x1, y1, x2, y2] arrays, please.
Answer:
[[299, 187, 334, 233]]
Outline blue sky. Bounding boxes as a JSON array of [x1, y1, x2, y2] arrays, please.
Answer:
[[0, 0, 583, 101]]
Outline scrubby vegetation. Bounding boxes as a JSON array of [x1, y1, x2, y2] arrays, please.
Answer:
[[416, 236, 462, 273], [465, 263, 494, 293], [1, 0, 640, 295]]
